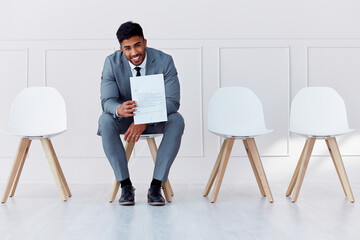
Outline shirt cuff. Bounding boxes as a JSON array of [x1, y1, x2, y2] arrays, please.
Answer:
[[115, 104, 122, 118]]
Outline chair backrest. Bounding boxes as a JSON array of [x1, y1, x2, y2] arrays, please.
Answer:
[[7, 87, 67, 137], [290, 87, 353, 136], [208, 87, 271, 137]]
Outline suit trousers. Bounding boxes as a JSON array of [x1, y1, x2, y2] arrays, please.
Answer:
[[98, 112, 185, 182]]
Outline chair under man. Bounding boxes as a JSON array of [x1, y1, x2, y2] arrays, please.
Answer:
[[1, 87, 71, 203], [286, 87, 354, 202], [203, 87, 274, 203], [109, 134, 174, 203]]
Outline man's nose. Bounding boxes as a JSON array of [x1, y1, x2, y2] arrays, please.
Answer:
[[130, 48, 138, 56]]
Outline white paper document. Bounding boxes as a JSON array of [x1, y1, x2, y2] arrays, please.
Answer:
[[130, 74, 168, 125]]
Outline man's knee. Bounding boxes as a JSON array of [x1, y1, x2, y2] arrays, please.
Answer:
[[98, 113, 118, 135], [166, 112, 185, 134]]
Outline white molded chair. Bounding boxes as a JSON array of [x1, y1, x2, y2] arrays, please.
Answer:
[[286, 87, 355, 202], [1, 87, 71, 203], [109, 134, 174, 203], [203, 87, 274, 203]]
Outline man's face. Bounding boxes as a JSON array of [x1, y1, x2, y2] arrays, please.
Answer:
[[120, 35, 147, 66]]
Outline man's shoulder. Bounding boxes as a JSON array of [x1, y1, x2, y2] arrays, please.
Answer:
[[106, 50, 123, 64], [147, 47, 172, 61]]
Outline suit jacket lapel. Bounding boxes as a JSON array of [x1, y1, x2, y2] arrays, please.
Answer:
[[145, 48, 156, 75], [119, 52, 133, 100]]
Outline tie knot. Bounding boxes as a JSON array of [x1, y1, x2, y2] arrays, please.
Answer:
[[134, 67, 141, 76]]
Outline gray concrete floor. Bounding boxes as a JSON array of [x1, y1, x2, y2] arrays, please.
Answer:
[[1, 183, 360, 240]]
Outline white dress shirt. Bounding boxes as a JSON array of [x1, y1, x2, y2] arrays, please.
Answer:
[[128, 54, 147, 77]]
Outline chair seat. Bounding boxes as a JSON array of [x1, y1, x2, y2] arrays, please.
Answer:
[[210, 129, 273, 139], [290, 128, 354, 138], [138, 133, 162, 139], [1, 129, 67, 138]]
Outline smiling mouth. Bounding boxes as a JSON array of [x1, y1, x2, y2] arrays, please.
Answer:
[[132, 55, 141, 61]]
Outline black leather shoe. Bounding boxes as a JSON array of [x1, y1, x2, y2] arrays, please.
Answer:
[[119, 185, 135, 206], [147, 186, 165, 206]]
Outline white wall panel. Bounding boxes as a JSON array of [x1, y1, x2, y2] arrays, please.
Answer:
[[164, 48, 203, 157], [45, 49, 113, 158], [219, 47, 290, 156], [0, 50, 28, 157], [308, 47, 360, 156]]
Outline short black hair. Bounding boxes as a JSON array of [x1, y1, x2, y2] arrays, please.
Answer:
[[116, 21, 144, 44]]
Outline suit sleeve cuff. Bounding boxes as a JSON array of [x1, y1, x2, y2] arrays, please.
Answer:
[[115, 104, 123, 119]]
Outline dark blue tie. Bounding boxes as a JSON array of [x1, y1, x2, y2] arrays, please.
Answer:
[[134, 67, 141, 76]]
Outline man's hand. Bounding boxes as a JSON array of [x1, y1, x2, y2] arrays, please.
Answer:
[[117, 101, 137, 117], [124, 123, 146, 142]]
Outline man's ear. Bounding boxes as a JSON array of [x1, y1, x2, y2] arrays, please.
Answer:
[[144, 39, 147, 48]]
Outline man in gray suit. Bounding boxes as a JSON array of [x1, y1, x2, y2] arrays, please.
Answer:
[[98, 21, 184, 206]]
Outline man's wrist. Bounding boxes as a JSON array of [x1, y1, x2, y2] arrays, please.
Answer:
[[116, 104, 122, 117]]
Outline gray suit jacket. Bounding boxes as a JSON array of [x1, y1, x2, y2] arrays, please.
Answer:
[[100, 47, 180, 119]]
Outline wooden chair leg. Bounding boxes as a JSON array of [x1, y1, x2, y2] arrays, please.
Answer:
[[166, 179, 174, 196], [42, 138, 71, 197], [325, 138, 346, 196], [54, 162, 71, 197], [243, 139, 265, 197], [125, 142, 135, 163], [109, 181, 121, 203], [109, 141, 135, 202], [146, 138, 158, 162], [147, 137, 173, 202], [326, 137, 354, 202], [245, 138, 274, 202], [291, 138, 316, 203], [2, 138, 31, 203], [203, 139, 227, 197], [161, 182, 172, 203], [286, 140, 308, 197], [40, 138, 67, 201], [164, 179, 173, 196], [210, 138, 235, 203], [9, 139, 32, 197], [45, 142, 72, 197]]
